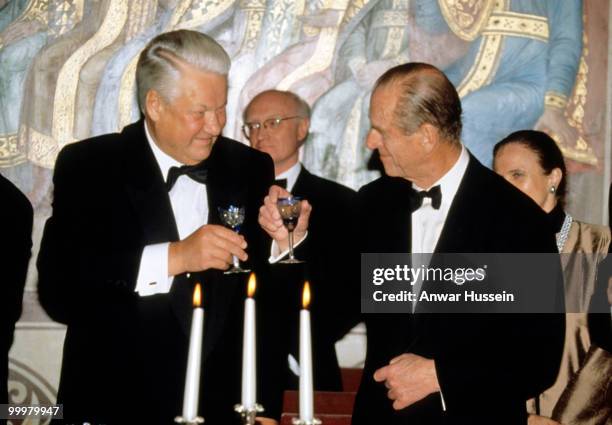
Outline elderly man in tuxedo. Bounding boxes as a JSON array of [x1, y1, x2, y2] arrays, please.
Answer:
[[350, 63, 565, 425], [244, 90, 359, 391], [0, 175, 32, 423], [38, 30, 285, 425]]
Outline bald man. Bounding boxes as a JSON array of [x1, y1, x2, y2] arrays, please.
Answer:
[[244, 90, 359, 391]]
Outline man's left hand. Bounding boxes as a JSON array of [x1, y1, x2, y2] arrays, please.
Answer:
[[374, 353, 440, 410]]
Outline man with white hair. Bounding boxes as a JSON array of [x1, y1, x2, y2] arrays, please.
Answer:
[[38, 30, 283, 424]]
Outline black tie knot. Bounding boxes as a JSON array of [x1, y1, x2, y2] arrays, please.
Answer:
[[166, 162, 208, 191], [274, 178, 288, 189], [412, 185, 442, 210]]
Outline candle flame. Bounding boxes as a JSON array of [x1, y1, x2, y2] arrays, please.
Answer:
[[247, 273, 257, 297], [193, 283, 202, 307], [302, 281, 311, 309]]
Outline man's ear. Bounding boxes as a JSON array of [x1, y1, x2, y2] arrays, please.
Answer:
[[145, 90, 164, 122], [297, 117, 310, 143], [420, 123, 440, 152]]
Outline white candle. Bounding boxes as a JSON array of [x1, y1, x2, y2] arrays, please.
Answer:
[[182, 283, 204, 421], [299, 281, 314, 421], [241, 273, 257, 408]]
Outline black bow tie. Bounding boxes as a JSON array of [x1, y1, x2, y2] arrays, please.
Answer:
[[166, 162, 208, 191], [411, 185, 442, 210], [274, 178, 288, 189]]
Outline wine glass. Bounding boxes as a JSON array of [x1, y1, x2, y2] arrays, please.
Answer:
[[218, 205, 251, 274], [276, 196, 304, 264]]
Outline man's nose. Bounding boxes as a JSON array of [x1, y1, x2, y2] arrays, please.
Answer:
[[255, 126, 267, 141], [204, 110, 223, 135], [366, 130, 379, 150]]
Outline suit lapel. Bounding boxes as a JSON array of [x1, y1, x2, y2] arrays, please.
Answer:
[[291, 166, 309, 197], [122, 120, 179, 245], [434, 154, 483, 253]]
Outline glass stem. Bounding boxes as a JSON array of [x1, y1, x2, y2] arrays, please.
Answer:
[[288, 230, 295, 260], [232, 254, 240, 268]]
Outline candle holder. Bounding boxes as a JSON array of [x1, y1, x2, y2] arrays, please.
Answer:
[[174, 415, 204, 424], [234, 403, 264, 425], [291, 418, 321, 425]]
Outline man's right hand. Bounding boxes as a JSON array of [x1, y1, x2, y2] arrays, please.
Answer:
[[168, 224, 247, 275]]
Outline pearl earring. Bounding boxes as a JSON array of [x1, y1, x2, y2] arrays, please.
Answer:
[[549, 186, 556, 194]]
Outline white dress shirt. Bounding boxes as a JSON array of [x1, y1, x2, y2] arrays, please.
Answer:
[[135, 123, 209, 296], [411, 146, 469, 254], [276, 161, 301, 192], [410, 145, 469, 411]]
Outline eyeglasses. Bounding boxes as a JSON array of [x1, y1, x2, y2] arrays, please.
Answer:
[[242, 116, 302, 139]]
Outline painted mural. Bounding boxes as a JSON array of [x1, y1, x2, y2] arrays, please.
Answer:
[[0, 0, 609, 399]]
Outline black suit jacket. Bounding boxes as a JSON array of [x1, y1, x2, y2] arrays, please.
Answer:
[[0, 175, 32, 414], [352, 154, 565, 425], [38, 121, 287, 424], [277, 166, 359, 391]]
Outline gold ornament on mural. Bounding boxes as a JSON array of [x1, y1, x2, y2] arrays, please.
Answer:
[[456, 0, 551, 98], [438, 0, 495, 41], [555, 19, 597, 166], [0, 135, 26, 168], [13, 0, 49, 26]]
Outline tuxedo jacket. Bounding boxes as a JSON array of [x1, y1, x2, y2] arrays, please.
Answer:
[[37, 121, 288, 424], [0, 175, 32, 412], [278, 166, 359, 391], [351, 154, 565, 425]]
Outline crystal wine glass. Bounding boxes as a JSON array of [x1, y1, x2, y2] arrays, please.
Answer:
[[276, 196, 304, 264], [218, 205, 251, 274]]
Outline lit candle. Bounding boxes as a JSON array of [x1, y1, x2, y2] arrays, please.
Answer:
[[182, 283, 204, 421], [241, 273, 257, 408], [299, 281, 314, 421]]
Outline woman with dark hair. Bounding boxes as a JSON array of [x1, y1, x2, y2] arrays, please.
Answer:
[[494, 130, 612, 425]]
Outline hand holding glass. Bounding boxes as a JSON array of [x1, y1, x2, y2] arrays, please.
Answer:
[[218, 205, 251, 274], [276, 197, 304, 264]]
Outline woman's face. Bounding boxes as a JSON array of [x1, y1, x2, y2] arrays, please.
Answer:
[[493, 142, 560, 213]]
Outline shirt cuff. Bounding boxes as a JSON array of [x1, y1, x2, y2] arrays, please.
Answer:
[[135, 242, 174, 296], [269, 231, 308, 263]]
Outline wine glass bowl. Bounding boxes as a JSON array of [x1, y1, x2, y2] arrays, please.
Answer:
[[218, 205, 251, 274], [218, 205, 245, 232], [276, 197, 304, 264]]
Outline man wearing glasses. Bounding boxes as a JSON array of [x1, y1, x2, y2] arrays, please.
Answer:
[[244, 90, 360, 391]]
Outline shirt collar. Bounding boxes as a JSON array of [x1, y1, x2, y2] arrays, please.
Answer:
[[413, 145, 469, 209], [144, 120, 182, 182], [276, 161, 302, 192]]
